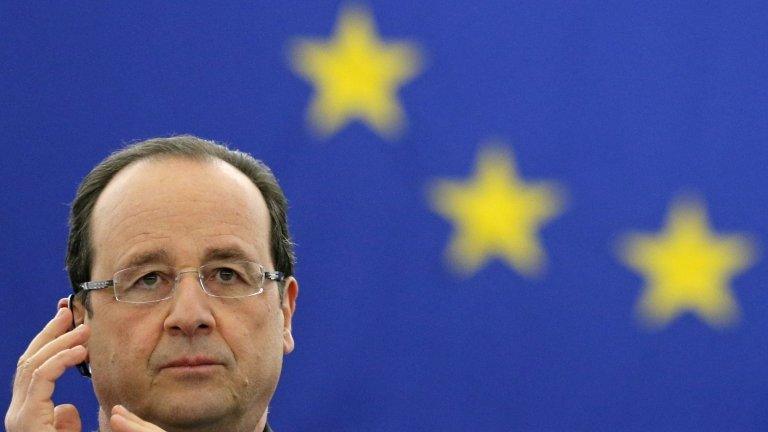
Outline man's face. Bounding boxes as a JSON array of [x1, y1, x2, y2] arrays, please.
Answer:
[[83, 156, 297, 430]]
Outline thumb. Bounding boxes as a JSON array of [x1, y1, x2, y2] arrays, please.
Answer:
[[53, 404, 82, 432]]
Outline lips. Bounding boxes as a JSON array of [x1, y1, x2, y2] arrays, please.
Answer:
[[161, 356, 223, 369]]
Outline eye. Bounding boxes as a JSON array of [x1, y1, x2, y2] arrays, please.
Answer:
[[213, 267, 240, 283], [136, 272, 162, 288]]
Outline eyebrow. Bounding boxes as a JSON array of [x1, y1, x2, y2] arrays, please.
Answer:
[[202, 247, 253, 263], [119, 246, 253, 270], [123, 250, 172, 268]]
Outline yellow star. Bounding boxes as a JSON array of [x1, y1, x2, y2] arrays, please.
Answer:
[[429, 144, 564, 277], [620, 198, 755, 328], [290, 5, 421, 138]]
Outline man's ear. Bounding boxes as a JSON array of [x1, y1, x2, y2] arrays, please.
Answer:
[[57, 295, 86, 327], [281, 277, 298, 354]]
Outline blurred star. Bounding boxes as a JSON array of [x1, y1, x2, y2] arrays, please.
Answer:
[[430, 144, 564, 277], [621, 198, 755, 328], [290, 5, 421, 138]]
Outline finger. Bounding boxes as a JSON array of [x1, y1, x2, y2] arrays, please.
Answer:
[[10, 309, 81, 413], [24, 324, 90, 373], [53, 403, 82, 432], [111, 414, 144, 432], [111, 405, 166, 431], [112, 404, 160, 427], [19, 308, 72, 361], [14, 324, 90, 394], [111, 413, 165, 432], [23, 345, 87, 410]]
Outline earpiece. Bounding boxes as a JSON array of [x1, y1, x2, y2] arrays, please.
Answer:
[[68, 294, 92, 378]]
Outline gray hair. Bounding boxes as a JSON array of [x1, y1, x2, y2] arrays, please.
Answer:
[[66, 135, 295, 312]]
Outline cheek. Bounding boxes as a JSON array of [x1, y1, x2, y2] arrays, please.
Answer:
[[226, 302, 284, 360], [88, 309, 161, 380]]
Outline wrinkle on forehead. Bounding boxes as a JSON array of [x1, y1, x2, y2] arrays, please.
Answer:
[[90, 157, 272, 275]]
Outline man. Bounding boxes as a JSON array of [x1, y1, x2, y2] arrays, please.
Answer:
[[5, 136, 299, 432]]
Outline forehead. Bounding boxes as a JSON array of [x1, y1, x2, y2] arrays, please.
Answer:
[[90, 156, 271, 270]]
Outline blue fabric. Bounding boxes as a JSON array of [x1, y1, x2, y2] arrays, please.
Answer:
[[2, 2, 768, 431]]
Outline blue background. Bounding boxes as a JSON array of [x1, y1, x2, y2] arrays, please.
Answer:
[[2, 2, 768, 431]]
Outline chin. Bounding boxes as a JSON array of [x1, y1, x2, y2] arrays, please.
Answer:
[[146, 397, 239, 430], [141, 381, 240, 424]]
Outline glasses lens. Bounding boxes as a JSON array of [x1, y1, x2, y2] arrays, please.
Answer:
[[114, 265, 175, 303], [200, 261, 265, 298]]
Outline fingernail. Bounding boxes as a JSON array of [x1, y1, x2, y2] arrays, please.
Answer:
[[56, 308, 66, 317]]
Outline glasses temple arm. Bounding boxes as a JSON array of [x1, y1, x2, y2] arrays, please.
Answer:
[[79, 280, 115, 292]]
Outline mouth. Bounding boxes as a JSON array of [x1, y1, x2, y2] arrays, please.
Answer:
[[160, 356, 224, 373]]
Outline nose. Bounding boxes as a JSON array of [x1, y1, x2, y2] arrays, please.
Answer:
[[163, 269, 216, 337]]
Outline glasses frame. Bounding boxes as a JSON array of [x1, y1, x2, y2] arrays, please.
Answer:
[[78, 261, 285, 304]]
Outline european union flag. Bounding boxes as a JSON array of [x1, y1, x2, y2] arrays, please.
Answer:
[[3, 2, 768, 430]]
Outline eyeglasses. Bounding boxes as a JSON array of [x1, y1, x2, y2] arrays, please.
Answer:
[[79, 261, 285, 304]]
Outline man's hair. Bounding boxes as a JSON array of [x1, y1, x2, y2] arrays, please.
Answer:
[[66, 135, 295, 312]]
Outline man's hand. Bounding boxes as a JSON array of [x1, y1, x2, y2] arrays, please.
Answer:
[[5, 306, 90, 431], [5, 305, 168, 432], [110, 405, 166, 432]]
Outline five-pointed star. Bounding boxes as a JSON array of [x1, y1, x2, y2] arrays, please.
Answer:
[[620, 198, 754, 327], [290, 6, 421, 138], [430, 145, 564, 277]]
